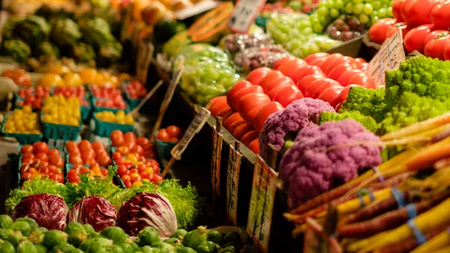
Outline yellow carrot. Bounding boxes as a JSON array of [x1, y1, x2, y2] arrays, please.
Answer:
[[411, 229, 450, 253], [381, 113, 450, 141], [382, 124, 450, 146], [346, 197, 450, 253], [428, 246, 450, 253]]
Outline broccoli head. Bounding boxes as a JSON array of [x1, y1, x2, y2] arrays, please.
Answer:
[[1, 39, 31, 63], [339, 86, 387, 122], [279, 119, 382, 208], [259, 98, 335, 158], [319, 111, 378, 133]]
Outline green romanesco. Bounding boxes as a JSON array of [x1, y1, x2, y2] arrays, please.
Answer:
[[339, 86, 387, 122], [377, 92, 450, 135], [318, 111, 378, 133]]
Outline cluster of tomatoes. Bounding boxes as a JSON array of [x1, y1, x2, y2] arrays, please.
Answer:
[[116, 158, 162, 188], [124, 80, 147, 99], [156, 125, 183, 142], [66, 140, 112, 167], [67, 164, 109, 183], [110, 130, 155, 159], [2, 68, 32, 87], [91, 86, 127, 109], [16, 86, 51, 109], [19, 142, 65, 183], [53, 87, 89, 106]]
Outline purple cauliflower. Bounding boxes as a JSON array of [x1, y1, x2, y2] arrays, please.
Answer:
[[258, 98, 335, 158], [279, 119, 382, 208]]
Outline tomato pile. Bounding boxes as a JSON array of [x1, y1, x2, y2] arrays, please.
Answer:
[[16, 86, 51, 109], [66, 140, 112, 167], [67, 164, 109, 183], [90, 86, 128, 109], [124, 80, 147, 99], [4, 106, 41, 134], [19, 142, 65, 183], [156, 125, 183, 142], [42, 96, 81, 126], [96, 110, 134, 125], [110, 130, 155, 159], [53, 87, 89, 106], [2, 68, 32, 87]]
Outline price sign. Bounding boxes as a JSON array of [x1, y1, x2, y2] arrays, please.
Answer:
[[368, 28, 405, 87], [171, 107, 211, 160], [227, 0, 266, 33], [175, 0, 219, 20], [247, 156, 278, 253], [226, 142, 242, 225], [304, 218, 343, 253], [211, 125, 223, 196]]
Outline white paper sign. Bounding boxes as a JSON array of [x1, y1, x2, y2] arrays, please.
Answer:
[[226, 142, 242, 225], [227, 0, 266, 33]]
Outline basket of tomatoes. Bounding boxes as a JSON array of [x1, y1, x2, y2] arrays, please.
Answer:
[[122, 80, 147, 108], [2, 106, 43, 144], [93, 110, 134, 137], [89, 86, 129, 113], [155, 125, 184, 160], [65, 164, 110, 184], [15, 86, 51, 111], [64, 140, 113, 169], [19, 142, 65, 186]]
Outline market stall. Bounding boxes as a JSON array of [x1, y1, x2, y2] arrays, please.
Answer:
[[2, 0, 450, 252]]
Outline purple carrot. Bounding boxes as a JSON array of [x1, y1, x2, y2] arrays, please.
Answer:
[[374, 227, 445, 253], [432, 127, 450, 143]]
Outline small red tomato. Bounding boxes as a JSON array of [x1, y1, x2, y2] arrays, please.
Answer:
[[101, 168, 109, 176], [20, 145, 33, 154], [136, 137, 150, 147], [97, 155, 112, 167], [69, 155, 83, 165], [35, 152, 48, 162], [117, 165, 128, 176], [166, 125, 182, 138], [110, 130, 125, 147], [78, 140, 93, 153], [157, 129, 170, 141], [33, 142, 49, 154], [81, 151, 95, 163], [131, 145, 144, 155], [48, 149, 60, 157]]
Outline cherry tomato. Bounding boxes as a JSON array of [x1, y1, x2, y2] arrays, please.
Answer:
[[110, 130, 125, 147], [130, 173, 142, 183], [168, 137, 178, 143], [101, 169, 109, 176], [166, 126, 182, 138], [41, 167, 49, 174], [33, 142, 49, 154], [403, 24, 435, 53], [137, 137, 150, 147], [21, 172, 32, 181], [116, 146, 130, 156], [139, 171, 150, 180], [97, 154, 112, 167], [49, 155, 64, 167], [81, 151, 95, 163], [117, 165, 128, 176], [47, 149, 60, 158], [78, 140, 93, 153], [157, 129, 170, 141], [35, 152, 48, 162], [22, 152, 34, 160], [69, 155, 83, 165], [246, 67, 273, 85], [92, 141, 105, 152], [124, 132, 137, 143], [20, 145, 33, 154]]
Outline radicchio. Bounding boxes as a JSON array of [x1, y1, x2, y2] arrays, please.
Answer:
[[13, 193, 68, 230], [117, 192, 177, 237], [68, 196, 117, 232]]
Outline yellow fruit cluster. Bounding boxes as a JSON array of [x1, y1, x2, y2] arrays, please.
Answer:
[[96, 110, 134, 125], [79, 68, 130, 88], [42, 96, 81, 126], [37, 70, 83, 87], [4, 106, 41, 134]]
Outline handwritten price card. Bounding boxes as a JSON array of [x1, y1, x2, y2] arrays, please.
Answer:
[[227, 0, 266, 33], [226, 142, 242, 225], [211, 126, 223, 196], [368, 28, 405, 87], [246, 156, 278, 253], [171, 107, 210, 160]]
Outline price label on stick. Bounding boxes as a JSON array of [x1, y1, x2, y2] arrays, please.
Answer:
[[170, 107, 211, 160], [368, 28, 405, 87], [211, 120, 223, 196], [247, 156, 278, 253], [227, 0, 266, 33], [226, 142, 242, 225], [175, 0, 219, 20]]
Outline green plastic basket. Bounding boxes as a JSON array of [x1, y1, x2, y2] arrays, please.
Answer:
[[93, 113, 134, 137], [2, 112, 43, 144], [41, 114, 83, 141], [154, 131, 197, 160], [122, 81, 142, 109], [91, 97, 130, 113]]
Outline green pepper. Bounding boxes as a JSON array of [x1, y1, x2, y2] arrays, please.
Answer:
[[100, 226, 127, 245], [137, 227, 161, 247], [0, 215, 13, 229], [196, 241, 219, 253], [65, 222, 87, 247]]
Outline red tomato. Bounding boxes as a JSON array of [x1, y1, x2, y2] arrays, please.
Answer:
[[308, 57, 328, 71], [229, 85, 264, 110], [81, 151, 95, 163], [305, 78, 338, 98], [424, 33, 450, 60], [348, 73, 377, 89], [337, 69, 365, 86], [20, 144, 33, 154], [258, 71, 285, 90], [110, 130, 125, 146], [157, 129, 170, 141], [403, 0, 437, 27], [264, 77, 295, 93], [276, 59, 308, 82], [97, 154, 112, 167], [403, 24, 435, 53], [336, 85, 359, 111], [323, 54, 346, 75], [122, 175, 131, 183], [49, 154, 63, 167], [22, 152, 34, 161], [65, 141, 79, 154], [1, 68, 31, 86], [423, 30, 449, 48], [117, 165, 128, 176], [248, 139, 260, 154], [241, 130, 259, 147], [35, 152, 48, 162], [237, 93, 271, 120], [78, 140, 92, 153], [254, 102, 284, 132], [232, 123, 253, 140], [21, 172, 32, 181], [137, 137, 150, 147], [291, 65, 324, 84], [223, 112, 246, 133], [116, 146, 130, 156], [431, 1, 450, 30], [101, 168, 109, 176], [167, 125, 182, 138], [327, 63, 355, 81], [140, 171, 150, 180], [130, 173, 142, 183], [209, 97, 229, 117], [368, 18, 396, 44], [296, 74, 323, 94], [304, 53, 330, 64], [33, 142, 49, 154], [246, 67, 272, 85], [318, 86, 345, 108], [131, 145, 144, 155], [392, 0, 404, 21], [92, 141, 104, 152], [273, 56, 298, 70], [48, 149, 60, 157], [124, 132, 137, 143], [245, 105, 265, 127], [273, 86, 304, 107]]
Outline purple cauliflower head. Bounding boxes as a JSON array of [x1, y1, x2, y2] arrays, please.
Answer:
[[258, 98, 335, 158], [279, 119, 382, 208]]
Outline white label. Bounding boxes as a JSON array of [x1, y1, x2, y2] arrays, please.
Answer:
[[175, 0, 219, 20], [227, 0, 266, 33], [226, 143, 242, 225], [368, 28, 405, 87], [211, 128, 223, 196]]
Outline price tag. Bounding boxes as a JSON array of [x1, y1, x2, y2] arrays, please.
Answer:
[[211, 126, 223, 196], [368, 28, 405, 87], [304, 218, 343, 253], [226, 142, 242, 225], [247, 156, 278, 253], [171, 107, 211, 160], [227, 0, 266, 33], [175, 0, 219, 20]]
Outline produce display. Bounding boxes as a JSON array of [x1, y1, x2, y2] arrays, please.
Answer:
[[156, 125, 183, 143], [3, 107, 41, 134], [42, 96, 81, 126], [95, 110, 134, 125]]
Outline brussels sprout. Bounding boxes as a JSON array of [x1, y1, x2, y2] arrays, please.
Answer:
[[136, 227, 160, 247], [65, 222, 87, 247], [8, 230, 25, 246], [17, 240, 38, 253], [29, 230, 45, 244], [0, 228, 12, 240], [0, 215, 14, 229], [35, 244, 48, 253], [0, 239, 15, 253], [16, 217, 39, 231], [43, 230, 68, 249], [12, 220, 32, 236], [100, 226, 127, 245], [171, 229, 188, 239]]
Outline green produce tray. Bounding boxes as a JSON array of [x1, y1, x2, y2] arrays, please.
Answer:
[[50, 87, 92, 122], [91, 97, 130, 113], [154, 131, 197, 160], [41, 114, 83, 141], [2, 112, 43, 144], [255, 16, 269, 28], [93, 113, 134, 137], [122, 81, 142, 109]]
